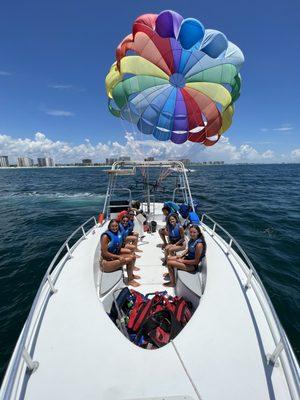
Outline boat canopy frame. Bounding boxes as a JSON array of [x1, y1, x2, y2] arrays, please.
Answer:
[[102, 160, 195, 218]]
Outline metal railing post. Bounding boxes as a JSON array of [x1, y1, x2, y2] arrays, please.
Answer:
[[81, 226, 87, 238], [267, 341, 284, 366], [212, 223, 216, 235], [22, 348, 39, 372], [47, 275, 57, 294], [245, 269, 253, 289], [227, 238, 233, 254], [65, 242, 73, 258]]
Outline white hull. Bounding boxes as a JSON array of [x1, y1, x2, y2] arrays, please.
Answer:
[[1, 162, 299, 400]]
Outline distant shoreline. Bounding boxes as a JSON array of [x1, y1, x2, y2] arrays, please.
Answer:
[[0, 163, 299, 170]]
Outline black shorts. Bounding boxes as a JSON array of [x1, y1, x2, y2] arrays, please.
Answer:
[[183, 256, 197, 271], [169, 238, 184, 245]]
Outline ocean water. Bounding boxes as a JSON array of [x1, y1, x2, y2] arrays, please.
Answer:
[[0, 164, 299, 381]]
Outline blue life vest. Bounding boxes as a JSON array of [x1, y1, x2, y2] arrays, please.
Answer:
[[119, 223, 132, 241], [102, 230, 123, 254], [188, 211, 200, 225], [164, 201, 179, 213], [186, 238, 206, 260], [179, 204, 190, 219], [127, 220, 134, 235], [168, 222, 181, 241]]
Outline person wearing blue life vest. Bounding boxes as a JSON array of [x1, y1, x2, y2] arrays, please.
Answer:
[[158, 205, 172, 248], [100, 219, 140, 287], [183, 206, 201, 229], [119, 214, 142, 255], [164, 225, 206, 287], [162, 214, 186, 265], [128, 210, 139, 238]]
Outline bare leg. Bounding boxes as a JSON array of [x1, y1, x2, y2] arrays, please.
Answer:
[[164, 244, 172, 261], [163, 255, 176, 277], [100, 259, 123, 272], [169, 244, 185, 256], [120, 247, 132, 255], [123, 244, 141, 266], [125, 243, 140, 256], [126, 235, 142, 251], [163, 265, 175, 287], [159, 228, 167, 248], [125, 256, 140, 287], [163, 259, 194, 287]]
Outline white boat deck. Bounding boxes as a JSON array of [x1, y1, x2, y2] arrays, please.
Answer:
[[131, 227, 175, 296], [1, 203, 298, 400], [11, 207, 295, 400]]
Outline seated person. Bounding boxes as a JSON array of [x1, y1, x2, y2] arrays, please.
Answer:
[[158, 205, 171, 248], [164, 225, 206, 287], [127, 209, 139, 239], [183, 206, 201, 229], [131, 200, 147, 238], [162, 214, 186, 264], [100, 219, 140, 287], [119, 214, 142, 255]]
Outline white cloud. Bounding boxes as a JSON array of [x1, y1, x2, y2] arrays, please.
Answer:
[[262, 149, 275, 159], [48, 84, 74, 90], [0, 131, 299, 164], [260, 123, 293, 132], [0, 70, 12, 76], [48, 84, 85, 92], [273, 126, 293, 132], [291, 148, 300, 160], [45, 109, 75, 117]]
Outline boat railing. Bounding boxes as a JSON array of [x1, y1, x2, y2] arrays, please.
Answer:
[[1, 216, 98, 400], [107, 160, 195, 214], [201, 213, 300, 399]]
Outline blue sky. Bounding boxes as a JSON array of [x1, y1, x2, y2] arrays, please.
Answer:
[[0, 0, 299, 163]]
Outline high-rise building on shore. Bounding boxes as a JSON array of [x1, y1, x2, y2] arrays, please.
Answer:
[[82, 159, 92, 166], [37, 157, 54, 167], [105, 158, 118, 165], [0, 156, 9, 167], [18, 157, 34, 167], [118, 156, 131, 162], [179, 158, 190, 166]]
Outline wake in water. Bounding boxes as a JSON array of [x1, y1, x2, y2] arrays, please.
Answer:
[[1, 191, 106, 199]]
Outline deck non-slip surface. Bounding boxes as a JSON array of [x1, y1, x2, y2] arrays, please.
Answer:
[[130, 227, 175, 296], [22, 208, 293, 400]]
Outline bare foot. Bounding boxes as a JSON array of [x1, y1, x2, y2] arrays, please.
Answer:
[[128, 280, 141, 287], [163, 281, 175, 287], [133, 274, 141, 279], [133, 266, 140, 271]]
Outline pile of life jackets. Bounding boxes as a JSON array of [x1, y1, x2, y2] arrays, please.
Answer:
[[109, 288, 193, 349]]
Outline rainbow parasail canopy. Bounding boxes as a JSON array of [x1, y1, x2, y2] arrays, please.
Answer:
[[105, 10, 244, 146]]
